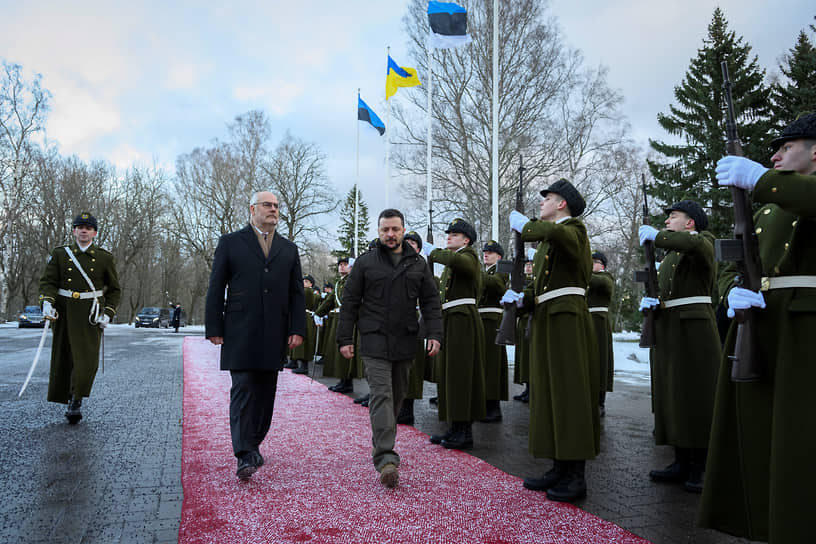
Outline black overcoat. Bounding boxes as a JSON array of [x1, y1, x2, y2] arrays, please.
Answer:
[[205, 225, 306, 371]]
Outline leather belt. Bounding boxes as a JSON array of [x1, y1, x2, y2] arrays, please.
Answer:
[[535, 287, 586, 305], [588, 306, 609, 313], [478, 307, 503, 315], [442, 298, 477, 310], [761, 275, 816, 291], [57, 288, 103, 300], [662, 296, 712, 308]]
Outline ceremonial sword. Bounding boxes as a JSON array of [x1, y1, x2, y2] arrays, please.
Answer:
[[19, 312, 57, 397]]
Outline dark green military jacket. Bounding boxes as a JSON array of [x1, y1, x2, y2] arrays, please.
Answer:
[[429, 245, 486, 422], [317, 274, 359, 379], [649, 230, 721, 448], [700, 169, 816, 542], [290, 288, 319, 362], [38, 242, 121, 403], [513, 276, 533, 386], [519, 217, 599, 460], [588, 270, 615, 393], [479, 264, 509, 401]]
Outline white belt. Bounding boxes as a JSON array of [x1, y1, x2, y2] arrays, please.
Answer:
[[535, 287, 587, 305], [761, 275, 816, 291], [442, 298, 477, 310], [588, 306, 608, 313], [57, 288, 103, 300], [662, 296, 712, 308], [478, 307, 504, 315]]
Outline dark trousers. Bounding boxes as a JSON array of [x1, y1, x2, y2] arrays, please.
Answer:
[[229, 370, 279, 458]]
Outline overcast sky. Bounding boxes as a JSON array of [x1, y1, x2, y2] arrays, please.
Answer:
[[1, 1, 813, 239]]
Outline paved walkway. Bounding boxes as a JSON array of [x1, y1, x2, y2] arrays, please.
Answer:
[[0, 325, 756, 543]]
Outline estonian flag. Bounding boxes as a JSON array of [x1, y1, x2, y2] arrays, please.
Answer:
[[385, 55, 421, 100], [358, 97, 385, 135], [428, 1, 472, 49]]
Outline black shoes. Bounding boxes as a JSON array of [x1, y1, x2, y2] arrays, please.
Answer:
[[441, 422, 473, 450], [649, 446, 705, 492], [329, 379, 354, 393], [429, 426, 455, 445], [353, 393, 370, 405], [236, 453, 257, 481], [252, 450, 264, 468], [397, 399, 414, 425], [546, 461, 587, 502], [480, 400, 503, 423], [65, 397, 82, 424], [513, 385, 529, 403], [599, 404, 606, 417], [523, 460, 568, 491], [649, 461, 688, 483], [291, 360, 309, 374], [283, 359, 298, 369]]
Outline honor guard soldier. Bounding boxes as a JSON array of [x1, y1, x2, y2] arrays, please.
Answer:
[[287, 275, 319, 375], [479, 240, 509, 422], [639, 200, 721, 493], [699, 113, 816, 542], [512, 257, 534, 403], [503, 179, 599, 502], [423, 218, 487, 449], [38, 212, 121, 424], [588, 251, 615, 416]]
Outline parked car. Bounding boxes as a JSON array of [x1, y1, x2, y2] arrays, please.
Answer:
[[134, 307, 171, 328], [18, 306, 46, 328]]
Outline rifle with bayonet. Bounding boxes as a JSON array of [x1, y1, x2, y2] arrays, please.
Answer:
[[495, 155, 526, 346], [714, 60, 764, 382], [633, 174, 659, 348]]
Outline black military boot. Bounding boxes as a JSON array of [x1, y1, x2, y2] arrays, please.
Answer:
[[649, 447, 690, 483], [284, 358, 298, 369], [353, 393, 370, 405], [292, 360, 309, 374], [546, 460, 587, 502], [331, 378, 354, 394], [513, 385, 529, 402], [429, 425, 455, 445], [480, 399, 503, 423], [397, 398, 414, 425], [684, 448, 706, 493], [442, 421, 473, 450], [65, 396, 82, 424], [523, 460, 567, 491]]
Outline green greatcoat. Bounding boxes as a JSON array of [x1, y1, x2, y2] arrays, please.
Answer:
[[38, 242, 122, 403], [316, 275, 361, 380], [699, 169, 816, 543], [650, 230, 721, 448], [429, 245, 486, 422], [519, 217, 599, 460], [512, 277, 533, 386], [290, 288, 319, 362], [588, 270, 615, 393], [479, 264, 509, 401]]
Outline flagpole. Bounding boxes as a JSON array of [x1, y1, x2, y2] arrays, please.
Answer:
[[355, 89, 360, 258], [426, 38, 433, 241], [385, 46, 391, 207], [491, 0, 499, 242]]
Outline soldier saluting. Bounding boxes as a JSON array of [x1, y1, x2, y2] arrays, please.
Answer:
[[38, 213, 121, 424]]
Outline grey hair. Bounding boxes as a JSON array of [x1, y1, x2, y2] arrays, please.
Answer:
[[250, 192, 260, 206]]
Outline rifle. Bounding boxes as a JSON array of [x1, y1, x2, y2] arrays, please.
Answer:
[[715, 60, 764, 382], [427, 201, 433, 244], [495, 155, 526, 346], [633, 174, 659, 348]]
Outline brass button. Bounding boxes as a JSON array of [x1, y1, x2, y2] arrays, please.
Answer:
[[90, 268, 94, 272], [755, 227, 762, 234], [763, 208, 771, 215], [544, 270, 549, 275], [68, 267, 72, 271], [544, 255, 549, 260], [67, 278, 72, 282], [785, 243, 790, 250], [92, 258, 96, 262], [72, 291, 80, 299], [792, 220, 798, 227], [772, 187, 778, 192], [774, 266, 780, 274]]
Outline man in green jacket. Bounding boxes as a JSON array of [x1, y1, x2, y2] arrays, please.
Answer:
[[314, 257, 359, 393], [38, 212, 121, 424], [588, 251, 614, 416], [698, 113, 816, 542], [479, 240, 509, 423], [424, 218, 486, 450], [503, 179, 599, 503], [639, 200, 721, 493]]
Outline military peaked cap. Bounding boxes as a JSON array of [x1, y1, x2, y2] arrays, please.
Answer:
[[444, 218, 477, 245], [540, 179, 586, 217], [303, 274, 316, 286], [404, 231, 423, 250], [664, 200, 708, 231], [72, 212, 98, 230], [771, 112, 816, 150], [591, 251, 608, 268], [482, 240, 504, 257], [337, 256, 350, 265]]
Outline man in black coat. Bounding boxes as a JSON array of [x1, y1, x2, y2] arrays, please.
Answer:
[[205, 191, 306, 481], [337, 208, 443, 488]]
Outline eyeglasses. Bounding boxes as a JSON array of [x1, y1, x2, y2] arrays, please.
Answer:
[[252, 201, 279, 210]]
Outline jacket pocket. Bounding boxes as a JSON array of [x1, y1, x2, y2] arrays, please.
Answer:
[[789, 291, 816, 312], [358, 317, 383, 334], [406, 271, 423, 298], [546, 298, 579, 315]]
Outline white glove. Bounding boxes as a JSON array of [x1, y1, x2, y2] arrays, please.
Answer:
[[639, 297, 659, 311], [526, 248, 536, 261], [501, 289, 525, 308], [42, 301, 57, 319], [96, 314, 110, 329], [422, 241, 436, 257], [509, 210, 529, 233], [639, 225, 658, 246], [715, 156, 768, 191], [655, 261, 661, 271], [348, 257, 355, 267], [726, 287, 766, 318], [313, 314, 323, 326]]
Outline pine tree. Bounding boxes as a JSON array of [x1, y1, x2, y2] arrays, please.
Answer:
[[648, 8, 773, 238], [332, 185, 371, 259], [771, 27, 816, 129]]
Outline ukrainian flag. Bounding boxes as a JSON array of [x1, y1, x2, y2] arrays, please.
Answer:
[[386, 55, 421, 100]]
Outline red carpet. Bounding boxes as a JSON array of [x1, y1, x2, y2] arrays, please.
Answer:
[[179, 337, 649, 544]]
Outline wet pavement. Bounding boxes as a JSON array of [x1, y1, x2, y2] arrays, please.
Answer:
[[0, 325, 755, 543]]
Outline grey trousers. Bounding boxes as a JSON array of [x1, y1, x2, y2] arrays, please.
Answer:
[[363, 357, 413, 471], [229, 370, 279, 458]]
